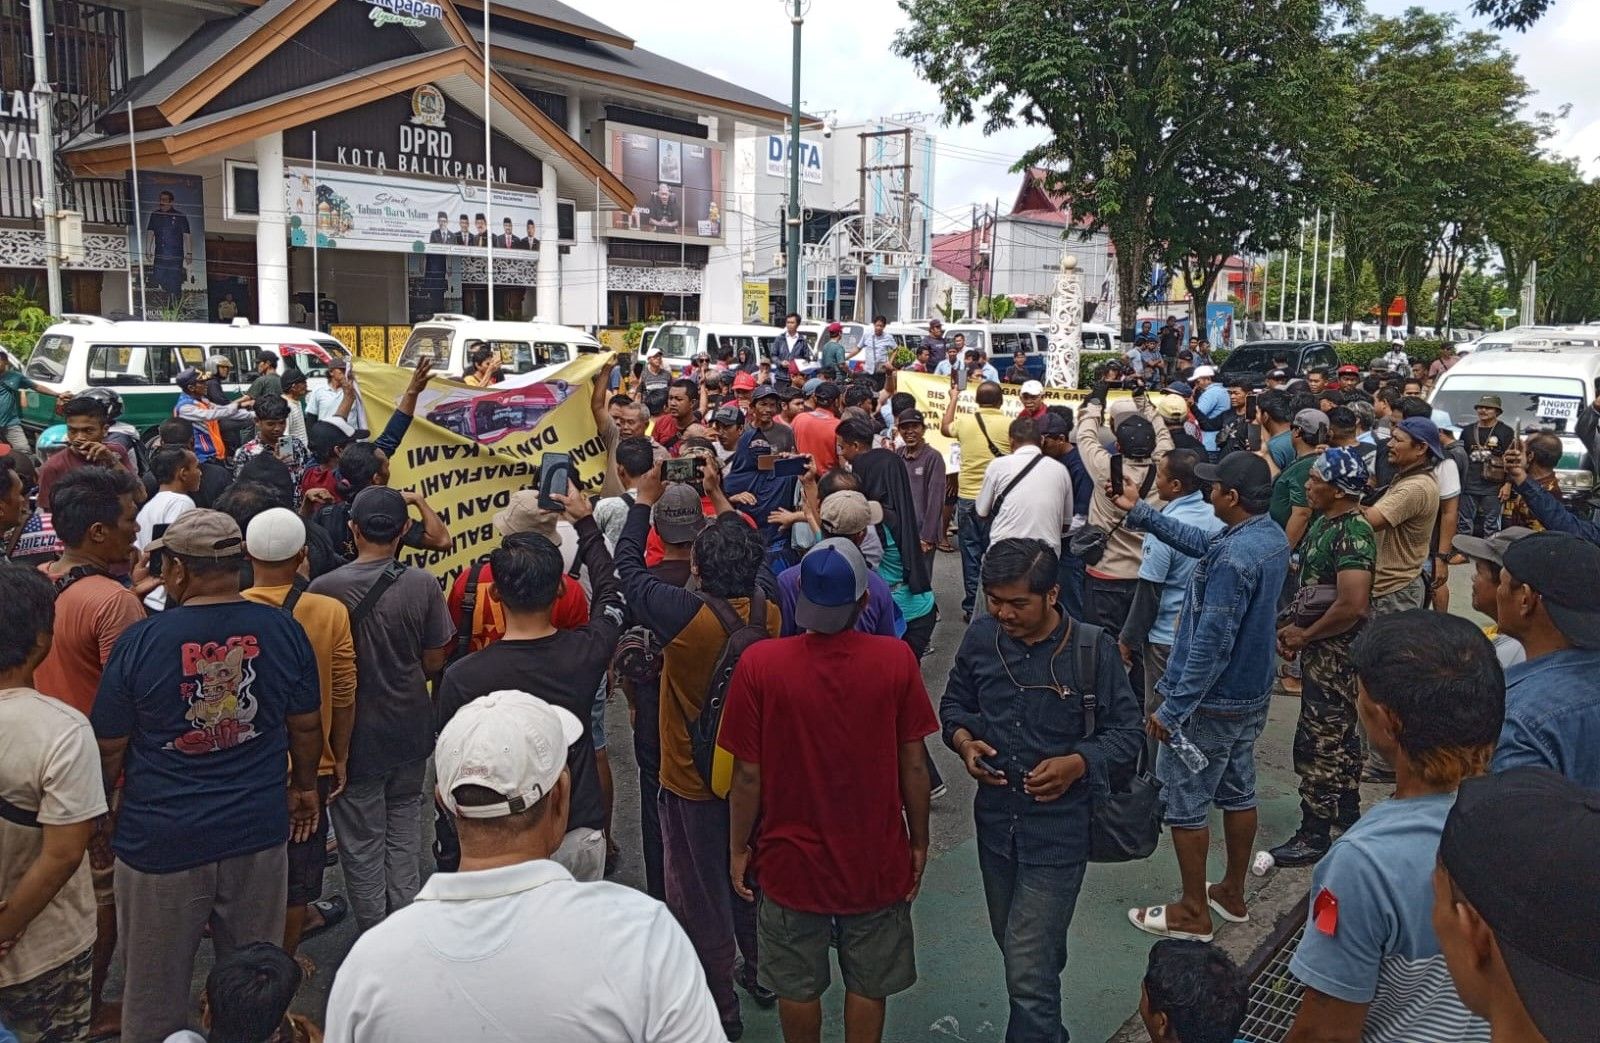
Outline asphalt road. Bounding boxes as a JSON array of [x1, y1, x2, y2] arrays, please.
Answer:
[[143, 554, 1485, 1042]]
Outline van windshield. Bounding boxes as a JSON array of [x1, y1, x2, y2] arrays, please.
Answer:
[[1434, 374, 1587, 434], [655, 325, 699, 360], [464, 340, 570, 375]]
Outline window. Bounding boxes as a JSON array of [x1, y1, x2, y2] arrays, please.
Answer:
[[463, 339, 570, 375], [24, 334, 71, 382], [225, 161, 260, 220], [208, 346, 259, 385], [654, 325, 701, 360], [1435, 375, 1588, 435], [398, 327, 453, 370], [86, 344, 201, 386]]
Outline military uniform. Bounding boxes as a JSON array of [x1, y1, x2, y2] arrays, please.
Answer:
[[0, 947, 93, 1041], [1292, 511, 1377, 836]]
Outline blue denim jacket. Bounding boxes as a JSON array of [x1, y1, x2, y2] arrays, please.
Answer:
[[1126, 502, 1290, 728], [940, 611, 1143, 866], [1493, 648, 1600, 789]]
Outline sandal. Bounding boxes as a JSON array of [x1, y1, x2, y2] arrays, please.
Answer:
[[1127, 904, 1214, 943], [300, 894, 348, 941], [937, 540, 957, 553], [1206, 881, 1249, 924]]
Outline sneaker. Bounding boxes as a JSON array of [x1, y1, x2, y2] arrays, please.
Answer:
[[930, 783, 948, 801], [737, 969, 777, 1009], [1269, 830, 1332, 868]]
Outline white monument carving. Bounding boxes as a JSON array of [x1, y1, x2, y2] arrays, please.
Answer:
[[1045, 253, 1083, 388]]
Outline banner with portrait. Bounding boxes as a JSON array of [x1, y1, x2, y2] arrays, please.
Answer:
[[351, 351, 611, 585], [285, 167, 542, 256], [129, 171, 208, 320], [603, 122, 725, 244]]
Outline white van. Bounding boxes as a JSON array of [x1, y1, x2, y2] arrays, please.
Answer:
[[1431, 344, 1600, 498], [396, 315, 599, 382], [944, 320, 1049, 358], [650, 322, 783, 374], [1081, 322, 1119, 353], [20, 315, 350, 438]]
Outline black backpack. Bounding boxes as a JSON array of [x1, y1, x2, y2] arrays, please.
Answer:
[[687, 588, 770, 798]]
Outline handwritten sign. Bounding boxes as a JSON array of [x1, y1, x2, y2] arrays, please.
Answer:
[[1538, 396, 1579, 422]]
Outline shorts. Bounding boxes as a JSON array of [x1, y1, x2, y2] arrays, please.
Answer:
[[0, 946, 92, 1042], [591, 677, 608, 751], [286, 775, 335, 906], [1157, 705, 1269, 830], [757, 897, 916, 1001]]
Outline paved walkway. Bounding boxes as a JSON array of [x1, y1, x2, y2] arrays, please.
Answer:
[[145, 555, 1481, 1041]]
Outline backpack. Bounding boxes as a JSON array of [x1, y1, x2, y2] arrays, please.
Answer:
[[315, 500, 356, 561], [687, 587, 770, 798]]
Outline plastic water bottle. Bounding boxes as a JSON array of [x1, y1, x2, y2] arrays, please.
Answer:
[[1252, 850, 1276, 877], [1166, 728, 1210, 772]]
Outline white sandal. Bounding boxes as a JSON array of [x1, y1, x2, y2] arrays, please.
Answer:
[[1207, 881, 1250, 924], [1127, 904, 1214, 943]]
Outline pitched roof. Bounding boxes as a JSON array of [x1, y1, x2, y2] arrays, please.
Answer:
[[931, 229, 979, 284], [461, 0, 633, 49]]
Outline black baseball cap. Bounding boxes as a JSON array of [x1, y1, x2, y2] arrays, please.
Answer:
[[1501, 531, 1600, 649], [813, 381, 841, 404], [1194, 451, 1272, 500], [895, 408, 927, 427], [1440, 768, 1600, 1043], [1039, 412, 1071, 438], [1115, 414, 1156, 458], [350, 486, 408, 530], [751, 385, 781, 403]]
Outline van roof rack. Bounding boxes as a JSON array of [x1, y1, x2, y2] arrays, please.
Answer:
[[59, 313, 112, 325], [428, 313, 475, 323]]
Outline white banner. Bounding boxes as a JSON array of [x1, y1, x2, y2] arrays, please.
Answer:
[[284, 166, 541, 255]]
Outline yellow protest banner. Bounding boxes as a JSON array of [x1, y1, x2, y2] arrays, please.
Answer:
[[895, 371, 1120, 455], [352, 352, 612, 583]]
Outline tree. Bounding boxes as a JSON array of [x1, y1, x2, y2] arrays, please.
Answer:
[[894, 0, 1332, 345], [1471, 0, 1556, 31], [1486, 154, 1581, 308]]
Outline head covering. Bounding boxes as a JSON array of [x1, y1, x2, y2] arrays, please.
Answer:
[[1020, 380, 1044, 397], [1501, 531, 1600, 649], [652, 484, 708, 545], [1310, 446, 1369, 497], [794, 538, 870, 634], [1156, 394, 1189, 421], [1454, 525, 1534, 568], [732, 371, 757, 392], [1395, 416, 1445, 460], [1337, 363, 1361, 376], [848, 447, 932, 595], [1115, 414, 1157, 459], [1439, 767, 1600, 1043], [1292, 408, 1330, 443], [801, 377, 823, 396], [147, 509, 243, 559], [1191, 365, 1217, 381], [752, 384, 781, 403], [1476, 395, 1504, 412], [207, 354, 233, 372], [245, 508, 307, 563], [825, 321, 844, 335], [1166, 380, 1193, 398], [1430, 408, 1459, 437], [492, 489, 559, 540], [722, 428, 798, 549], [895, 408, 926, 427], [1195, 452, 1272, 502], [435, 690, 583, 819], [813, 382, 841, 404]]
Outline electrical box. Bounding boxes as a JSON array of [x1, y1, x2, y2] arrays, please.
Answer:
[[57, 209, 83, 263]]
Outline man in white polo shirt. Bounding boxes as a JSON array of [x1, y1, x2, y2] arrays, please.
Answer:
[[975, 413, 1073, 546], [324, 690, 723, 1043]]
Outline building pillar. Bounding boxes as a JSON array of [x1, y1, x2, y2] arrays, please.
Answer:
[[255, 131, 289, 324], [537, 160, 559, 322]]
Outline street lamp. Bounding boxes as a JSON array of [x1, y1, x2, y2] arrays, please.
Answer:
[[784, 0, 805, 318]]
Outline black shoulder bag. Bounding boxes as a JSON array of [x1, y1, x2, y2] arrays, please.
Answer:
[[1063, 620, 1164, 863], [1067, 465, 1157, 567], [348, 560, 407, 628], [984, 454, 1045, 529]]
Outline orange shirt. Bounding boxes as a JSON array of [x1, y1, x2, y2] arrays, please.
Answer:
[[33, 571, 147, 716], [791, 408, 841, 474]]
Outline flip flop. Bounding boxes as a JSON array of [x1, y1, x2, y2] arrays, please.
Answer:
[[1127, 904, 1214, 943], [1206, 882, 1250, 924], [300, 894, 348, 941]]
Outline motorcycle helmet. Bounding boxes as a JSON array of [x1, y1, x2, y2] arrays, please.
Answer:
[[78, 386, 124, 422], [36, 423, 68, 453]]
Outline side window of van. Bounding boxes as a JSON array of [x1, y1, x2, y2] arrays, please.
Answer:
[[399, 327, 452, 369], [25, 334, 71, 382], [89, 345, 202, 387]]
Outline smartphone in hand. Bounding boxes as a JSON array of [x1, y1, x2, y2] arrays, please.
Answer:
[[1109, 452, 1124, 494]]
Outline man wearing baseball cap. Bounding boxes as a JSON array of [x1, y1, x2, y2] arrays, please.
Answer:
[[1454, 525, 1534, 669], [1434, 767, 1600, 1043], [792, 379, 842, 474], [818, 321, 848, 377], [723, 538, 938, 1036], [1018, 379, 1047, 420], [1190, 366, 1228, 456], [91, 510, 323, 1041], [1269, 408, 1329, 550], [308, 487, 456, 933], [775, 494, 897, 637], [241, 507, 357, 953], [325, 691, 723, 1040], [1337, 363, 1362, 391], [709, 404, 745, 464], [1118, 451, 1289, 940], [1491, 530, 1600, 788], [748, 384, 796, 453]]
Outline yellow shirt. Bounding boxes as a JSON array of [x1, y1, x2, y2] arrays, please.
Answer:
[[952, 407, 1012, 500], [243, 584, 356, 775]]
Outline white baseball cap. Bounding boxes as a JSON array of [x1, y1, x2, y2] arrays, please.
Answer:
[[1020, 380, 1044, 397], [644, 346, 662, 359], [1191, 365, 1217, 380], [245, 507, 307, 563], [435, 690, 583, 819]]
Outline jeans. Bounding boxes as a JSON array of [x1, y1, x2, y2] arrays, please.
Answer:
[[1, 423, 27, 458], [330, 757, 427, 932], [634, 685, 664, 900], [1457, 489, 1504, 538], [955, 498, 988, 615], [1085, 576, 1142, 698], [978, 844, 1088, 1043], [1056, 543, 1087, 623]]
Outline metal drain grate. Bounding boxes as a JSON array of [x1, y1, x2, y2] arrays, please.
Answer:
[[1238, 921, 1306, 1043]]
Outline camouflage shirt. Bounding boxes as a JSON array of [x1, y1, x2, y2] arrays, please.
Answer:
[[1300, 510, 1377, 652]]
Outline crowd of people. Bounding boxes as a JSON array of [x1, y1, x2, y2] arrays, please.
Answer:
[[0, 327, 1596, 1043]]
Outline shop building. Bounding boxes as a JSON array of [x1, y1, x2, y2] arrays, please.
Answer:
[[2, 0, 797, 348]]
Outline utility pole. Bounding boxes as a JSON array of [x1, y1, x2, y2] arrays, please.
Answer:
[[967, 203, 977, 319], [30, 0, 61, 315], [785, 0, 803, 318]]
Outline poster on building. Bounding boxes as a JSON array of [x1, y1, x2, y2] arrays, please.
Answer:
[[284, 167, 541, 256], [130, 171, 207, 320], [1205, 302, 1235, 350], [764, 135, 824, 184], [604, 123, 725, 244], [351, 352, 612, 586], [742, 280, 770, 323]]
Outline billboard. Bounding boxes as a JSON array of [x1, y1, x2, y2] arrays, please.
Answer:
[[764, 135, 823, 184], [130, 171, 208, 320], [604, 123, 725, 245], [284, 166, 541, 256]]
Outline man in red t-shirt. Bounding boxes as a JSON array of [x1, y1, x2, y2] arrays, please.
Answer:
[[650, 378, 698, 456], [791, 381, 842, 474], [722, 538, 937, 1039]]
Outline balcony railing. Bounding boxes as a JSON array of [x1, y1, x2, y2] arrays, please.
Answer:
[[0, 0, 128, 144], [0, 154, 127, 224]]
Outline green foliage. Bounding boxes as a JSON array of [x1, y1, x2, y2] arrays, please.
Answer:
[[0, 288, 56, 361], [890, 345, 917, 369], [977, 295, 1016, 321], [623, 313, 665, 352], [1330, 341, 1445, 368], [934, 288, 964, 324]]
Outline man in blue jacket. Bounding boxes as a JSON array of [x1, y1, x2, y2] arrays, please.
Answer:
[[1113, 452, 1289, 943]]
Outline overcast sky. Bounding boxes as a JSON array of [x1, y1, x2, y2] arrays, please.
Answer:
[[576, 0, 1600, 231]]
